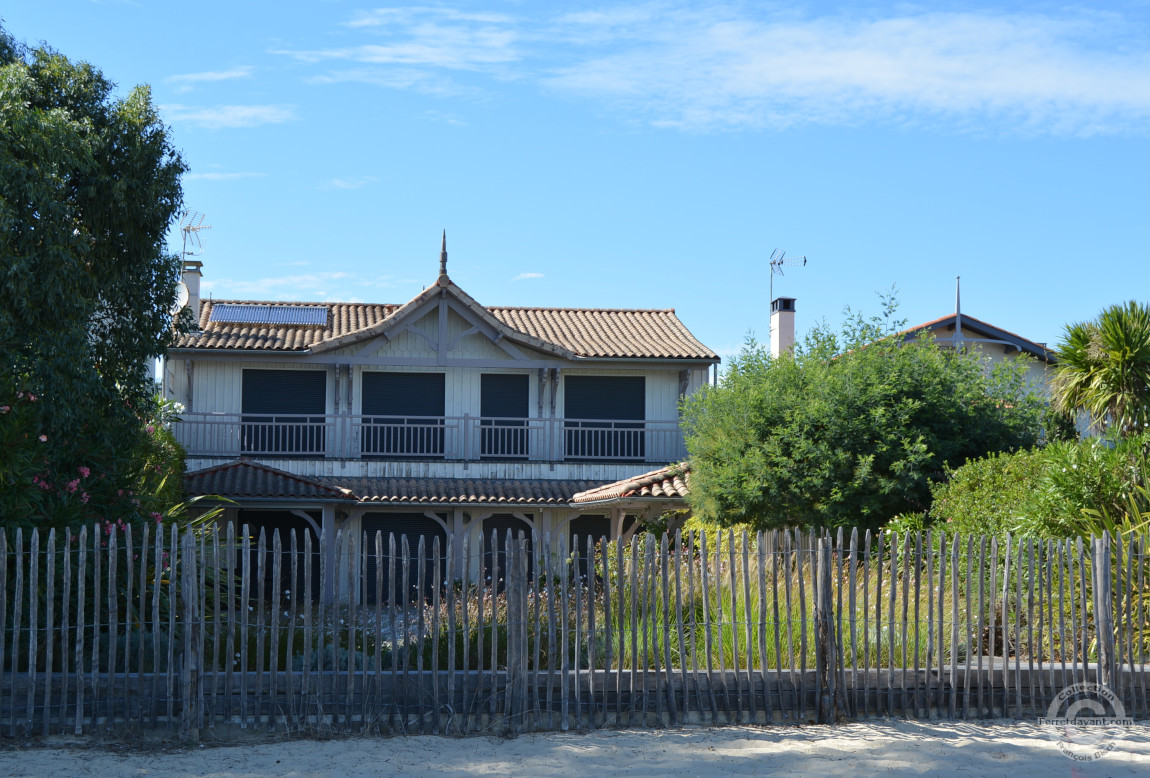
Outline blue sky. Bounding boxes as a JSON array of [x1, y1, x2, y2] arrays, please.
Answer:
[[6, 1, 1150, 360]]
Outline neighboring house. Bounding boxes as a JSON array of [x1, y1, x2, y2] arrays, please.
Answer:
[[898, 281, 1055, 391], [167, 237, 716, 599]]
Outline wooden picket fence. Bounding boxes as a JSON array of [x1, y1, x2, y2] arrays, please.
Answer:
[[0, 524, 1147, 739]]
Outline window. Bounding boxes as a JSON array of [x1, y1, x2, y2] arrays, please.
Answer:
[[480, 374, 529, 459], [563, 376, 645, 460], [241, 370, 327, 456], [360, 372, 446, 457]]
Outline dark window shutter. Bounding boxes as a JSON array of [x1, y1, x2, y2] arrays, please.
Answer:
[[480, 374, 529, 419], [242, 370, 326, 414], [361, 512, 447, 603], [481, 514, 534, 587], [564, 376, 645, 420], [361, 373, 446, 417]]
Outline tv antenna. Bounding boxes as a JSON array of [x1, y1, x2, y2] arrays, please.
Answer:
[[768, 248, 806, 302], [179, 210, 212, 260]]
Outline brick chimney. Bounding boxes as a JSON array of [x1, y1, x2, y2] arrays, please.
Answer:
[[770, 297, 796, 358]]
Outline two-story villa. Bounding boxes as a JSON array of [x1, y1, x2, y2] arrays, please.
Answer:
[[167, 236, 718, 598]]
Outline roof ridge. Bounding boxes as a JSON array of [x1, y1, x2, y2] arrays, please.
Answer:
[[489, 306, 677, 313]]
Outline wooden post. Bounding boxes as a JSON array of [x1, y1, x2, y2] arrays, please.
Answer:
[[1093, 534, 1116, 691], [180, 531, 202, 742], [815, 536, 844, 723]]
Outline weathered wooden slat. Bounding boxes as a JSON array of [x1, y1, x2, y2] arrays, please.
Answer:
[[587, 534, 598, 728], [460, 532, 471, 734], [302, 530, 314, 729], [603, 534, 614, 727], [431, 534, 442, 733], [700, 531, 718, 722], [255, 527, 267, 729], [862, 530, 872, 718], [911, 532, 921, 718], [962, 535, 973, 720], [798, 530, 811, 722], [781, 531, 796, 719], [416, 534, 428, 734], [544, 531, 555, 729], [886, 532, 897, 719], [644, 534, 657, 725], [923, 530, 933, 719], [164, 526, 176, 729], [756, 531, 771, 721], [726, 530, 740, 723], [1026, 538, 1038, 715], [530, 531, 542, 728], [270, 530, 283, 730], [574, 534, 584, 726], [847, 529, 858, 718], [288, 529, 300, 730], [61, 530, 73, 734], [1000, 534, 1012, 718], [400, 534, 412, 731], [899, 532, 910, 717], [40, 530, 54, 735], [1014, 538, 1024, 716], [988, 537, 999, 717], [489, 529, 499, 725], [443, 532, 453, 734], [689, 531, 706, 719], [105, 530, 116, 728], [948, 534, 958, 720], [661, 533, 676, 724]]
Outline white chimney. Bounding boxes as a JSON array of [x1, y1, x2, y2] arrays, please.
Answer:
[[182, 260, 202, 326], [770, 297, 796, 358]]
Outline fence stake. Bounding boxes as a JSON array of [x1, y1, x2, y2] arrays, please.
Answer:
[[815, 536, 844, 723], [180, 531, 202, 741], [1093, 534, 1115, 692]]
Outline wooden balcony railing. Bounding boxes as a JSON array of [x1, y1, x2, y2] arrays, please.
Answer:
[[173, 413, 688, 464]]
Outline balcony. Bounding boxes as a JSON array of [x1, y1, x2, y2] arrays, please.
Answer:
[[173, 413, 688, 464]]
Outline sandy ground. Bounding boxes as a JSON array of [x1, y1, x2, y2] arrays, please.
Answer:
[[1, 720, 1148, 778]]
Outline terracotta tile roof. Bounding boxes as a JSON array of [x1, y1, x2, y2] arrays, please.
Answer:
[[331, 477, 604, 505], [173, 278, 717, 360], [487, 307, 716, 359], [176, 300, 400, 351], [185, 459, 355, 501], [571, 462, 691, 505]]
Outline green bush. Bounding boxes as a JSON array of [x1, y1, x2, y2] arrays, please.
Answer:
[[929, 448, 1045, 538]]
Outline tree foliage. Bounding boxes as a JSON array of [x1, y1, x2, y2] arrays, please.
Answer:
[[1051, 301, 1150, 437], [682, 295, 1056, 531], [0, 26, 187, 528]]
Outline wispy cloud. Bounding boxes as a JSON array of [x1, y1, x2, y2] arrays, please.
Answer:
[[306, 67, 468, 97], [326, 176, 377, 190], [185, 171, 266, 181], [546, 9, 1150, 134], [162, 104, 297, 129], [513, 272, 544, 281], [280, 5, 1150, 136], [165, 66, 254, 93]]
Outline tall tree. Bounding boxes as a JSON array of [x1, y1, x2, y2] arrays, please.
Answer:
[[1050, 301, 1150, 437], [0, 26, 187, 527], [681, 299, 1055, 531]]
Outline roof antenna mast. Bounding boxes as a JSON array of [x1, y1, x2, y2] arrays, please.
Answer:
[[179, 210, 212, 261], [768, 248, 807, 304]]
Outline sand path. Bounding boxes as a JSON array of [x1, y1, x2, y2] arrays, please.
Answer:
[[2, 720, 1148, 777]]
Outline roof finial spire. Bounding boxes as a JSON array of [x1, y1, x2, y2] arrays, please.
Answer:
[[439, 230, 448, 278], [955, 275, 964, 349]]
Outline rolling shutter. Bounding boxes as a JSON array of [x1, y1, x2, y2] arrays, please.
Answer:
[[361, 513, 448, 603], [240, 370, 327, 455], [563, 376, 645, 460], [564, 376, 644, 420], [242, 370, 326, 414], [480, 374, 529, 418], [480, 374, 529, 459], [361, 372, 445, 417]]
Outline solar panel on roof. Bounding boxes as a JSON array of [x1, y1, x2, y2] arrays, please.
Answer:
[[209, 304, 328, 326]]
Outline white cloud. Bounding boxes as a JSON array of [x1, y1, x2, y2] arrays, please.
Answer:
[[327, 176, 378, 190], [163, 104, 297, 129], [282, 5, 1150, 136], [185, 171, 266, 181], [544, 9, 1150, 134], [513, 272, 544, 281], [165, 66, 254, 93], [307, 67, 468, 97]]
